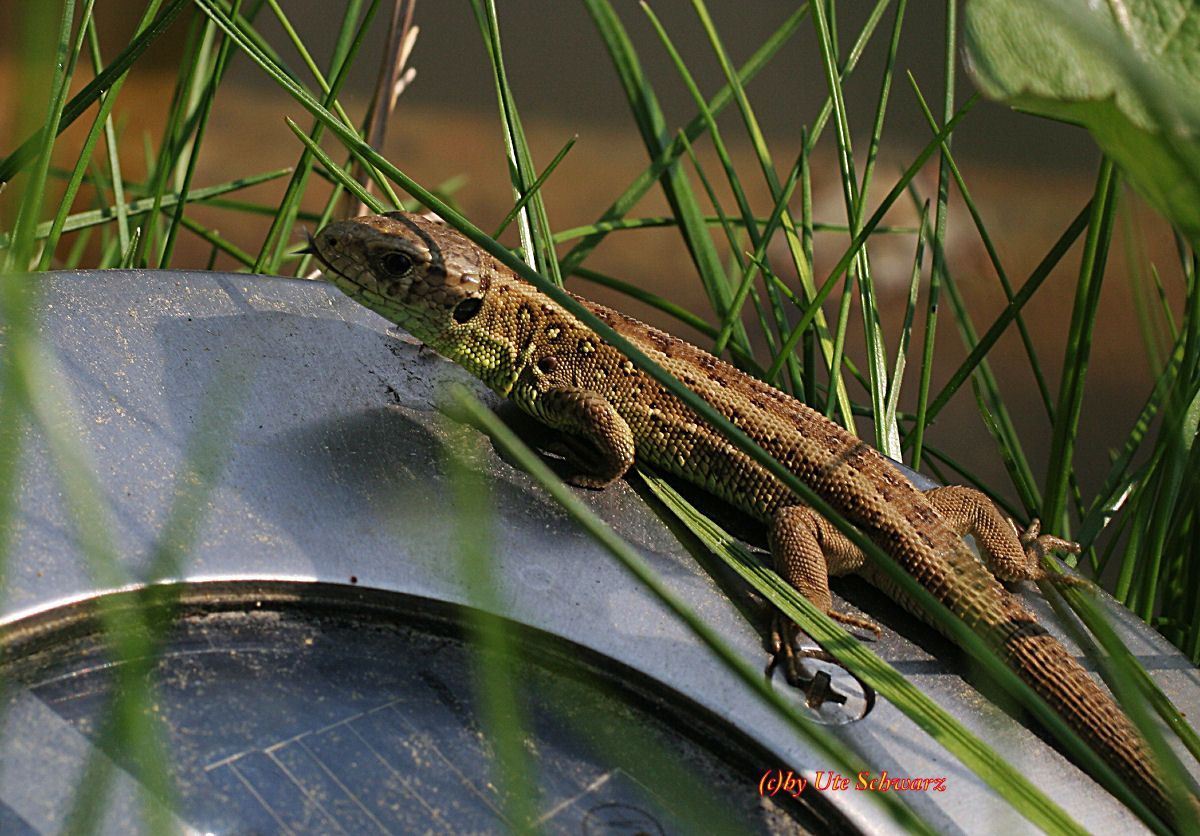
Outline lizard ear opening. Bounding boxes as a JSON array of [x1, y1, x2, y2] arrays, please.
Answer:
[[452, 296, 483, 323]]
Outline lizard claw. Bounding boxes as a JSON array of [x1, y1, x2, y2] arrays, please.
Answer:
[[826, 609, 883, 638], [1018, 518, 1087, 586], [766, 609, 880, 688], [766, 614, 876, 714], [766, 613, 809, 687], [1019, 518, 1081, 558]]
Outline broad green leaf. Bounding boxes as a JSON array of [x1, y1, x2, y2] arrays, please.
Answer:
[[964, 0, 1200, 245]]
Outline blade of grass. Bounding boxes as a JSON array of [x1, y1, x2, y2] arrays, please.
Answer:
[[639, 468, 1091, 836], [34, 0, 99, 272], [913, 203, 1091, 439], [2, 0, 81, 273], [883, 201, 929, 434], [909, 74, 1054, 422], [118, 228, 142, 269], [286, 119, 387, 213], [908, 176, 1041, 512], [85, 14, 132, 254], [854, 0, 911, 451], [1131, 283, 1200, 619], [159, 0, 245, 267], [441, 419, 539, 833], [559, 4, 808, 281], [639, 5, 782, 380], [11, 309, 178, 835], [254, 0, 378, 275], [674, 130, 783, 366], [692, 0, 876, 416], [63, 223, 94, 269], [0, 0, 188, 187], [208, 0, 403, 209], [130, 10, 214, 267], [171, 213, 257, 268], [445, 387, 937, 835], [1043, 159, 1120, 532], [493, 134, 577, 240], [58, 355, 248, 833], [551, 215, 904, 242], [858, 0, 908, 221], [583, 0, 740, 346], [799, 126, 817, 402], [765, 99, 976, 384], [0, 168, 293, 249], [560, 0, 894, 286], [471, 0, 561, 283], [1042, 571, 1200, 826], [809, 0, 888, 442]]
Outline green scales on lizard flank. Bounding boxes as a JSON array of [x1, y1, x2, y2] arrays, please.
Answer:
[[310, 211, 1180, 826]]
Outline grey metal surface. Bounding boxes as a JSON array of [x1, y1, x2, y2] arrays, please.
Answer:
[[1, 270, 1196, 834]]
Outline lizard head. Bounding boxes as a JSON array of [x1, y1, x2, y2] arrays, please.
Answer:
[[309, 212, 490, 345]]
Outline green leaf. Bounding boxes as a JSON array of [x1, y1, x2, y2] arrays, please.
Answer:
[[963, 0, 1200, 246]]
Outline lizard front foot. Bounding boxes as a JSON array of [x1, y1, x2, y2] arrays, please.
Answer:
[[540, 439, 620, 489]]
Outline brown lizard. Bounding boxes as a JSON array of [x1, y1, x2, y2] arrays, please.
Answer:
[[309, 210, 1184, 826]]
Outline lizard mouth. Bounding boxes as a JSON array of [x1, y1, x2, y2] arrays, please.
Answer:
[[298, 230, 335, 271], [303, 228, 408, 323], [302, 229, 364, 293]]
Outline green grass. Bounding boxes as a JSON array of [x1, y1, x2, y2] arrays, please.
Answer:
[[2, 1, 1199, 833]]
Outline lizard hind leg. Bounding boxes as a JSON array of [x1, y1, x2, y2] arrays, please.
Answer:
[[768, 505, 882, 639], [923, 486, 1083, 585]]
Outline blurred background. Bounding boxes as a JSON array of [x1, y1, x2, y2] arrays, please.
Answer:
[[0, 1, 1183, 511]]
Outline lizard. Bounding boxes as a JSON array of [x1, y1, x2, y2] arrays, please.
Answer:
[[307, 210, 1185, 827]]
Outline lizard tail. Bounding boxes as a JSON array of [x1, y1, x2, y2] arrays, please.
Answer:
[[1000, 622, 1176, 826]]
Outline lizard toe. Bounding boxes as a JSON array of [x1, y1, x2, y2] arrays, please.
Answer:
[[827, 608, 883, 638]]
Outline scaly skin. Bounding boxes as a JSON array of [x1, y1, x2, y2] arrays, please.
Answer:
[[311, 211, 1179, 824]]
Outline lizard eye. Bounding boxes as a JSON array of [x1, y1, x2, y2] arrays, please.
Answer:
[[452, 296, 483, 323], [378, 251, 415, 278]]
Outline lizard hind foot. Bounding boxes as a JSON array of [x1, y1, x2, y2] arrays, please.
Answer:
[[766, 613, 813, 688], [565, 472, 617, 490], [768, 609, 880, 669], [1018, 518, 1087, 586], [766, 614, 879, 717], [1019, 518, 1082, 557]]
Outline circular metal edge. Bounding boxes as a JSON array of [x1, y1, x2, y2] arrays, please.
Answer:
[[0, 577, 857, 834]]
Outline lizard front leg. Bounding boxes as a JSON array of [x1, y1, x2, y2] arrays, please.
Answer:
[[523, 385, 636, 488], [923, 486, 1082, 583]]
